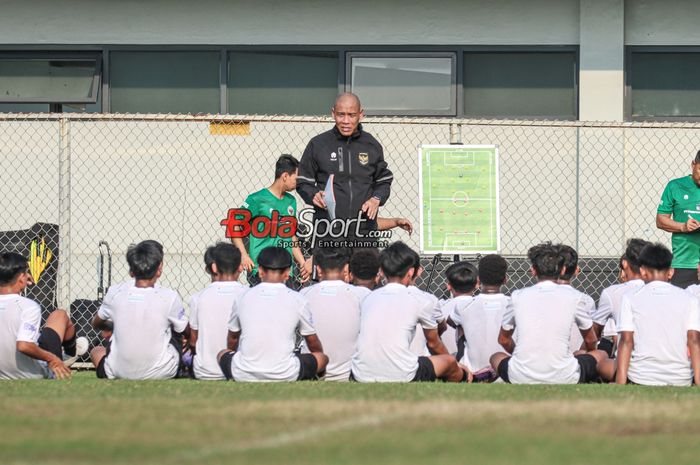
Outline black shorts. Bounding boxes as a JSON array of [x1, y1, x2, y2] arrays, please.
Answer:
[[496, 357, 511, 383], [671, 268, 699, 289], [296, 353, 318, 381], [217, 351, 318, 381], [575, 354, 598, 383], [218, 351, 235, 380], [37, 327, 62, 359], [598, 337, 615, 358], [412, 356, 437, 382], [497, 355, 598, 384]]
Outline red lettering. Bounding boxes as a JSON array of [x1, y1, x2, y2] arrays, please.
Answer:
[[252, 216, 271, 237], [220, 209, 251, 238], [278, 217, 297, 238]]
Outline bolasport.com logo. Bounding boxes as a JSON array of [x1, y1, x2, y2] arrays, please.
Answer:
[[220, 207, 391, 248]]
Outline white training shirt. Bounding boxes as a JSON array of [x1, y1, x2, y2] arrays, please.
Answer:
[[408, 285, 443, 356], [686, 284, 700, 300], [189, 281, 248, 380], [593, 279, 645, 337], [300, 281, 365, 381], [559, 284, 596, 351], [351, 283, 437, 382], [449, 293, 512, 372], [97, 281, 188, 380], [0, 294, 49, 380], [502, 280, 593, 384], [228, 283, 315, 382], [618, 281, 700, 386]]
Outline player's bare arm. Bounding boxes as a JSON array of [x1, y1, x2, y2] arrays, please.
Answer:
[[424, 328, 449, 355], [498, 327, 516, 354], [16, 341, 72, 379], [231, 236, 254, 272], [688, 330, 700, 386], [227, 330, 241, 351], [615, 331, 634, 384], [580, 327, 598, 352]]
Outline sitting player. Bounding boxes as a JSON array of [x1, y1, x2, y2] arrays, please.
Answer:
[[90, 240, 189, 380], [351, 241, 466, 382], [592, 239, 649, 355], [217, 246, 328, 382], [407, 250, 445, 357], [615, 243, 700, 386], [348, 248, 381, 292], [490, 242, 610, 384], [446, 255, 511, 381], [189, 242, 247, 380], [556, 244, 597, 351], [300, 247, 364, 381], [0, 251, 76, 380]]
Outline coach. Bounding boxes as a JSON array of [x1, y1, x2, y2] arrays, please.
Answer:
[[297, 93, 393, 239], [656, 150, 700, 288]]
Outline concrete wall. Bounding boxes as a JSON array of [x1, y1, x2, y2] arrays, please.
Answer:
[[0, 0, 579, 45]]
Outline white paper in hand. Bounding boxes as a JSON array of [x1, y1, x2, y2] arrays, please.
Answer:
[[324, 174, 336, 220]]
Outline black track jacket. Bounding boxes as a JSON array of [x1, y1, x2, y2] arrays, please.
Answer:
[[297, 124, 394, 223]]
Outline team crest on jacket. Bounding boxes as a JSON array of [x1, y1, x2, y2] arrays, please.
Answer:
[[358, 153, 369, 165]]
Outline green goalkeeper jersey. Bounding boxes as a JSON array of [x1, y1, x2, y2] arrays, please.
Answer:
[[241, 188, 297, 275], [657, 175, 700, 269]]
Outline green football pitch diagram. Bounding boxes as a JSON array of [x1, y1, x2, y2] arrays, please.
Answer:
[[419, 145, 500, 254]]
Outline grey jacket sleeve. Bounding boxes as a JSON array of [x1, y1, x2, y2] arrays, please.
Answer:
[[371, 144, 393, 205], [297, 140, 320, 205]]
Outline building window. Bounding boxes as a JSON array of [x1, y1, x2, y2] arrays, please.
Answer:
[[628, 50, 700, 119], [0, 53, 101, 110], [228, 51, 338, 116], [347, 53, 456, 115], [109, 51, 220, 114], [463, 51, 577, 119]]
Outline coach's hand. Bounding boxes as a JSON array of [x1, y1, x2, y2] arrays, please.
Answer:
[[313, 191, 327, 209], [362, 197, 380, 220], [684, 216, 700, 233]]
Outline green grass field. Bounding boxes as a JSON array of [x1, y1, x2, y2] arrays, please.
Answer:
[[3, 372, 700, 465], [420, 146, 498, 254]]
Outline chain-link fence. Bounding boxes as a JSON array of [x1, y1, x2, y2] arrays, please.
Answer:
[[1, 114, 698, 349]]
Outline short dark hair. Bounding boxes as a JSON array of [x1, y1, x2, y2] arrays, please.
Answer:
[[639, 242, 673, 271], [0, 252, 28, 285], [126, 240, 164, 280], [695, 149, 700, 164], [314, 247, 351, 272], [275, 154, 299, 179], [204, 242, 241, 275], [557, 244, 578, 281], [257, 246, 292, 271], [527, 242, 562, 279], [623, 238, 650, 274], [478, 254, 508, 286], [445, 261, 478, 293], [380, 241, 417, 278], [349, 248, 380, 280]]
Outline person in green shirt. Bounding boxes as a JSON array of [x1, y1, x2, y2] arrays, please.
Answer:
[[232, 155, 310, 287], [656, 150, 700, 288]]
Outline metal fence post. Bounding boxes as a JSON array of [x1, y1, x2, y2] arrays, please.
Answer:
[[57, 117, 71, 312]]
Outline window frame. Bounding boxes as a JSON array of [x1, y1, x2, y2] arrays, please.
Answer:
[[625, 46, 700, 122], [460, 45, 579, 121], [345, 51, 457, 116], [0, 51, 102, 104]]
